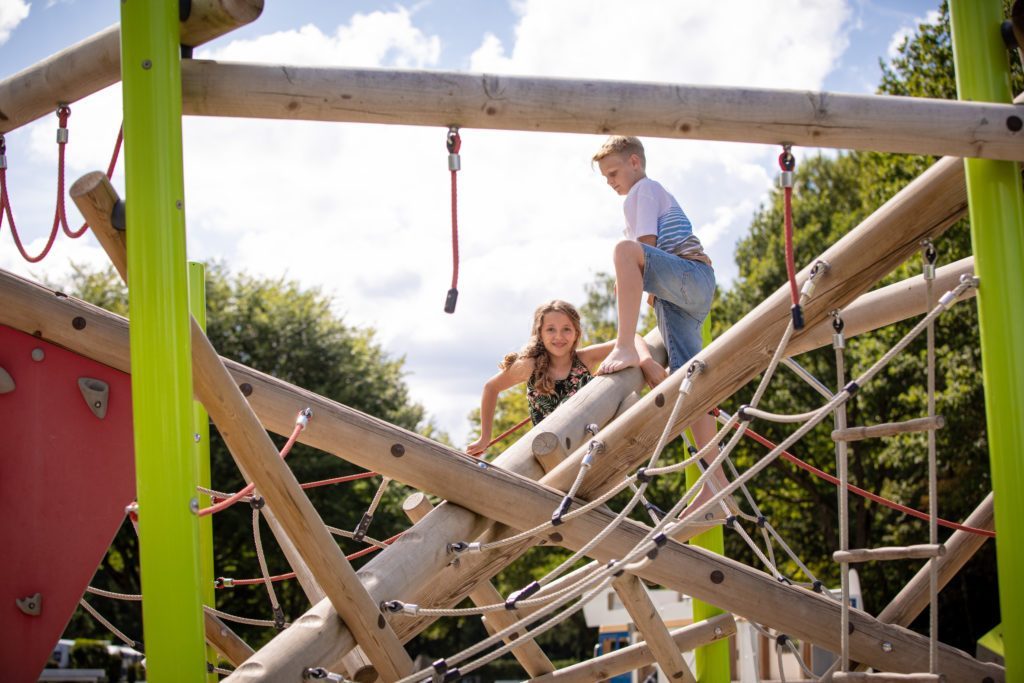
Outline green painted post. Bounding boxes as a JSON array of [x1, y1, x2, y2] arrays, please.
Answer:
[[949, 2, 1024, 681], [685, 317, 730, 683], [189, 261, 217, 682], [120, 2, 206, 681]]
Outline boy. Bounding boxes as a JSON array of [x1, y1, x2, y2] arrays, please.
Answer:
[[593, 135, 718, 449]]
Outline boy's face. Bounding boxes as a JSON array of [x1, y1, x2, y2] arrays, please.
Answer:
[[598, 152, 645, 196]]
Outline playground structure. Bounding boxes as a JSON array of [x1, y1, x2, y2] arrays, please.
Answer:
[[1, 1, 1022, 682]]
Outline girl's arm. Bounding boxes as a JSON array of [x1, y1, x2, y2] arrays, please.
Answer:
[[466, 357, 533, 456], [578, 335, 667, 388]]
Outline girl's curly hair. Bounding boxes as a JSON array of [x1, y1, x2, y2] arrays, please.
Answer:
[[499, 300, 582, 395]]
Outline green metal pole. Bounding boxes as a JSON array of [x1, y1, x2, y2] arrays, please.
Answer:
[[189, 261, 217, 682], [949, 2, 1024, 681], [685, 317, 729, 683], [120, 2, 206, 681]]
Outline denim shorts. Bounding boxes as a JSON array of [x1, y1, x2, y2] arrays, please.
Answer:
[[641, 243, 715, 372]]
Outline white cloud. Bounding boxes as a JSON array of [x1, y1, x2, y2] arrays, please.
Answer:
[[888, 9, 941, 59], [4, 2, 856, 448], [0, 0, 29, 45]]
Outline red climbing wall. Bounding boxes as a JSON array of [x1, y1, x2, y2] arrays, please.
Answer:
[[0, 324, 136, 682]]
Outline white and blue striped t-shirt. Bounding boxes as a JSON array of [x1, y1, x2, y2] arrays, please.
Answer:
[[623, 177, 707, 261]]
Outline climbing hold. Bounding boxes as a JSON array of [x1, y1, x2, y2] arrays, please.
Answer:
[[78, 377, 109, 419], [0, 366, 14, 394]]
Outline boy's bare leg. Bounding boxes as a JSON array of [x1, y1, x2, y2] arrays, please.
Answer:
[[681, 413, 736, 518], [597, 240, 645, 374]]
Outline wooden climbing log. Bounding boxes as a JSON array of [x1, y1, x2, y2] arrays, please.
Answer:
[[178, 60, 1024, 161], [0, 267, 1003, 683], [402, 492, 556, 678], [832, 416, 945, 443], [69, 173, 414, 682], [0, 0, 264, 134], [785, 257, 975, 357], [530, 614, 734, 683], [833, 544, 945, 564], [203, 610, 254, 667], [612, 574, 696, 683]]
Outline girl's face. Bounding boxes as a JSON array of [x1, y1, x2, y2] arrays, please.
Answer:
[[539, 311, 579, 359]]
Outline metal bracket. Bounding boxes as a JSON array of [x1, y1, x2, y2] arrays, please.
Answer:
[[78, 377, 110, 419], [0, 366, 14, 394], [16, 592, 41, 616]]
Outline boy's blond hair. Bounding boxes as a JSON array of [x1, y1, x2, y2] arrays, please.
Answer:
[[592, 135, 646, 169]]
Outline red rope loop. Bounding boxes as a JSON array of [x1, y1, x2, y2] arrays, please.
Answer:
[[0, 113, 123, 262]]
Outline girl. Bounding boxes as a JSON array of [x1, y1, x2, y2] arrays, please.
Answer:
[[466, 300, 665, 456]]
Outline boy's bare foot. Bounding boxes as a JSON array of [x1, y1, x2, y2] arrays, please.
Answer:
[[597, 345, 640, 374]]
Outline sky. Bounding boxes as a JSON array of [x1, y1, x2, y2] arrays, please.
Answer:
[[0, 0, 944, 447]]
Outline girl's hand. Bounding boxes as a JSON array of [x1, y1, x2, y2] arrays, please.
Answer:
[[639, 358, 668, 389], [466, 437, 488, 457]]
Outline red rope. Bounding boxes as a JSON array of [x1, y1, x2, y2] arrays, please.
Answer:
[[444, 127, 461, 313], [218, 532, 403, 587], [484, 416, 531, 450], [778, 147, 803, 329], [718, 410, 995, 538], [0, 111, 123, 262], [199, 420, 305, 517], [299, 470, 379, 491]]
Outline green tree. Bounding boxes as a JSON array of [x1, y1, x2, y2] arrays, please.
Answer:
[[711, 1, 1019, 651], [59, 263, 434, 652]]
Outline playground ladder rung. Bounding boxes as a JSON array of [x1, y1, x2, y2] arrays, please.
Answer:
[[832, 672, 943, 682], [831, 415, 944, 442], [833, 544, 945, 564]]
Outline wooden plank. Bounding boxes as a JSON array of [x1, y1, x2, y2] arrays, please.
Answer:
[[0, 269, 1002, 683], [68, 174, 414, 682], [832, 673, 941, 682], [403, 492, 556, 677], [0, 0, 264, 134], [178, 60, 1024, 161], [530, 614, 735, 683], [832, 416, 945, 442], [612, 574, 696, 683], [785, 258, 975, 357]]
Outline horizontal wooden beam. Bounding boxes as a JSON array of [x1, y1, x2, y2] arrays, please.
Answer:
[[179, 59, 1024, 161], [530, 614, 735, 683], [785, 257, 975, 358], [0, 0, 263, 133], [0, 269, 1001, 682], [832, 415, 945, 442]]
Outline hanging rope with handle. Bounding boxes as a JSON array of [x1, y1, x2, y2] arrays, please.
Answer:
[[778, 144, 803, 329], [444, 126, 461, 313]]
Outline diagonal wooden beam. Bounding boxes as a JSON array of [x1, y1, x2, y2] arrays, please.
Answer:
[[178, 60, 1024, 161], [403, 492, 556, 678], [69, 172, 413, 681], [612, 573, 696, 683]]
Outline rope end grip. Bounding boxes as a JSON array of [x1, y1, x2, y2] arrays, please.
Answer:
[[505, 580, 540, 610], [635, 467, 652, 484], [296, 407, 313, 429], [352, 512, 374, 543], [272, 605, 286, 631], [644, 500, 667, 520], [551, 496, 572, 526], [607, 559, 625, 577], [444, 287, 458, 314], [790, 303, 804, 330]]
